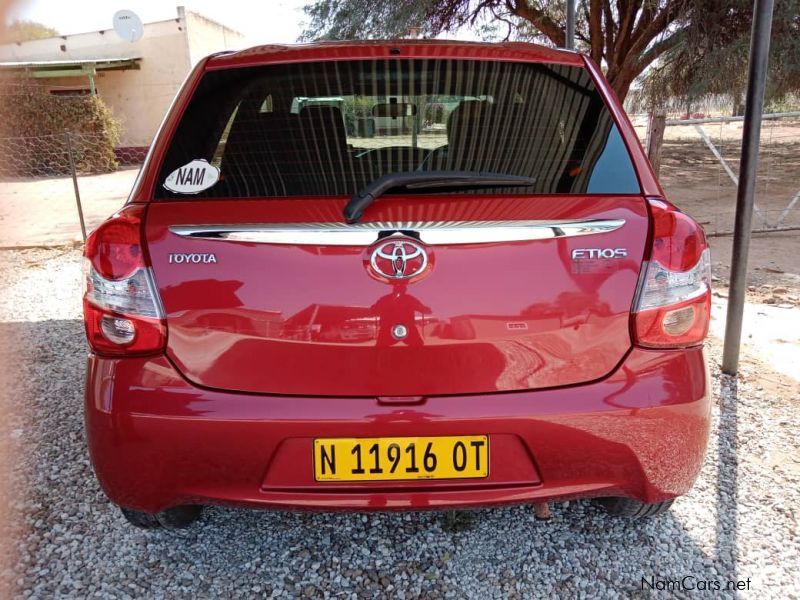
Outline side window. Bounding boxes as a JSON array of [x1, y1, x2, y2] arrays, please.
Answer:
[[587, 127, 640, 193]]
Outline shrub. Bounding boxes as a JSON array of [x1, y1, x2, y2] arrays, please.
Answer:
[[425, 102, 445, 124], [342, 96, 375, 136], [0, 78, 120, 177]]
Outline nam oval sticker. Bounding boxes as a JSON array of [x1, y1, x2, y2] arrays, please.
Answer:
[[163, 159, 219, 194]]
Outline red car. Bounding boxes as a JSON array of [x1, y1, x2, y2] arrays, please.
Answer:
[[83, 41, 711, 529]]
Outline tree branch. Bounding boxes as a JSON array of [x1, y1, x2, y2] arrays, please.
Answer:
[[587, 0, 603, 64], [602, 1, 615, 64], [634, 28, 687, 73], [489, 4, 516, 41], [629, 2, 656, 45], [506, 0, 565, 47], [613, 0, 640, 59], [628, 1, 686, 60]]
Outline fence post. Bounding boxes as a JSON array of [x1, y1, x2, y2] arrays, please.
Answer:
[[646, 111, 666, 177], [65, 132, 87, 243], [722, 0, 775, 375]]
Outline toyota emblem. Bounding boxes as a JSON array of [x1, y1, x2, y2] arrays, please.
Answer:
[[369, 238, 429, 281]]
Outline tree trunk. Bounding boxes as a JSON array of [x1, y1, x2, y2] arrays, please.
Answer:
[[732, 92, 745, 117], [607, 70, 637, 103], [509, 0, 685, 105]]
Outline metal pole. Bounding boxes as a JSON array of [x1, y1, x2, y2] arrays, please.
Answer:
[[66, 132, 87, 243], [722, 0, 774, 375], [565, 0, 575, 50]]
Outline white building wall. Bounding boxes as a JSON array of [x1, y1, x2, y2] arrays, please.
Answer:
[[0, 7, 244, 147], [183, 8, 245, 66]]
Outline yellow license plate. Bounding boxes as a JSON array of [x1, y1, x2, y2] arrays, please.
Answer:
[[314, 435, 489, 482]]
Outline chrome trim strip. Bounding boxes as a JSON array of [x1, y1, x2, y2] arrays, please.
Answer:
[[169, 219, 625, 246]]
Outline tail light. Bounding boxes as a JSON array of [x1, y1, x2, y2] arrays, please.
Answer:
[[82, 205, 166, 356], [633, 198, 711, 348]]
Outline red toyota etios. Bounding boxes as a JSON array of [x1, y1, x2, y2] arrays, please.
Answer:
[[83, 41, 711, 529]]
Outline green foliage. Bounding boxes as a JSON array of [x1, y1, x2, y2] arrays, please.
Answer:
[[766, 93, 800, 114], [426, 102, 445, 123], [0, 79, 120, 176], [639, 0, 800, 113], [341, 95, 375, 134], [299, 0, 697, 100], [301, 0, 433, 40], [1, 19, 58, 43], [441, 510, 475, 532], [300, 0, 800, 106]]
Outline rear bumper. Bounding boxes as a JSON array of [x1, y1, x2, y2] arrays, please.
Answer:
[[84, 347, 711, 513]]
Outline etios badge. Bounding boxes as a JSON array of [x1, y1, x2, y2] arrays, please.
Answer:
[[571, 248, 628, 260], [369, 238, 429, 280]]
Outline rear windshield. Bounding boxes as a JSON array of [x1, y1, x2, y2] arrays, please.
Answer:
[[156, 59, 640, 199]]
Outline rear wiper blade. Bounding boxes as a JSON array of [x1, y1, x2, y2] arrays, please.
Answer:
[[343, 171, 537, 224]]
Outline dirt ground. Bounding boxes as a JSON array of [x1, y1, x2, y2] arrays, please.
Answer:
[[709, 234, 800, 297], [631, 114, 800, 143], [659, 140, 800, 233], [0, 168, 138, 248]]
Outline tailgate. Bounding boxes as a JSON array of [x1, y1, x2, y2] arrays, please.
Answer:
[[145, 196, 648, 396]]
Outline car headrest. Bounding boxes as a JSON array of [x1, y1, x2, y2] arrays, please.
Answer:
[[446, 100, 491, 146], [298, 106, 347, 147]]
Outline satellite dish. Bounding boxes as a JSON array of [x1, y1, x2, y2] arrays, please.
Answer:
[[113, 10, 144, 43]]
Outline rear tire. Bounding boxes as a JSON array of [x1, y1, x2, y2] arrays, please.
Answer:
[[119, 505, 203, 529], [120, 507, 161, 529], [595, 497, 674, 518], [156, 505, 203, 529]]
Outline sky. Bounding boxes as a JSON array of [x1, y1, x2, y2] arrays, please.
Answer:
[[5, 0, 311, 44]]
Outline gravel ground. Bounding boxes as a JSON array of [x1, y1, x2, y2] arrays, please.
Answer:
[[1, 247, 799, 599]]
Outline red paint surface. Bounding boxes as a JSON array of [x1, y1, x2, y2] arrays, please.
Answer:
[[84, 40, 711, 514], [145, 196, 648, 396], [207, 40, 587, 70], [85, 347, 710, 512]]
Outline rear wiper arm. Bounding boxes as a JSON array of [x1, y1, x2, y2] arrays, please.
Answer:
[[343, 171, 537, 224]]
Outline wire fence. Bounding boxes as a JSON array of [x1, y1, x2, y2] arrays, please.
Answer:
[[1, 117, 798, 247], [0, 132, 141, 248], [633, 112, 800, 235], [0, 133, 146, 178]]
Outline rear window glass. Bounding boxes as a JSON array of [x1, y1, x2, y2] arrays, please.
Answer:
[[156, 59, 640, 199]]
